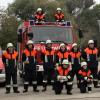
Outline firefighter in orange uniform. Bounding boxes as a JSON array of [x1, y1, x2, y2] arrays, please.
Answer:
[[56, 43, 70, 65], [54, 8, 64, 22], [78, 62, 93, 93], [34, 8, 45, 23], [22, 40, 39, 93], [2, 43, 20, 94], [69, 43, 81, 87], [42, 40, 56, 92], [54, 59, 72, 95], [82, 40, 100, 88]]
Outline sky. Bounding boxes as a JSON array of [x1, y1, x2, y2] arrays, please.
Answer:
[[0, 0, 100, 9]]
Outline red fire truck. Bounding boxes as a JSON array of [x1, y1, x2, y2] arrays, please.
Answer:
[[17, 21, 77, 83]]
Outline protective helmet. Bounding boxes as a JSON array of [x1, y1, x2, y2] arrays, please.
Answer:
[[7, 43, 13, 48], [37, 8, 42, 12], [62, 59, 69, 65], [88, 40, 94, 44], [72, 43, 77, 48], [46, 40, 52, 44], [81, 62, 87, 67], [59, 43, 65, 48], [27, 40, 33, 45], [57, 7, 62, 11]]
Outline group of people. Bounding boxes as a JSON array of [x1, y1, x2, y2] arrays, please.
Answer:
[[32, 7, 64, 23], [2, 39, 100, 95]]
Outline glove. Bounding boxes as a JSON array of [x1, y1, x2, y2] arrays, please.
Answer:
[[84, 77, 88, 80], [24, 61, 29, 64], [67, 75, 71, 80]]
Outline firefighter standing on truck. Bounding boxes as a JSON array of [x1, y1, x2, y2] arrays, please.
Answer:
[[82, 40, 100, 88], [54, 59, 72, 95], [2, 43, 20, 94], [22, 40, 39, 93], [69, 43, 81, 87], [78, 62, 93, 93], [34, 8, 45, 23], [42, 40, 56, 92], [56, 43, 70, 65], [54, 8, 64, 22]]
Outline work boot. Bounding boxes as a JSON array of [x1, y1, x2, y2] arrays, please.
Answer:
[[6, 87, 10, 94], [33, 85, 39, 92], [94, 81, 100, 88], [13, 87, 20, 93], [67, 91, 72, 95], [23, 84, 28, 93], [42, 82, 47, 92]]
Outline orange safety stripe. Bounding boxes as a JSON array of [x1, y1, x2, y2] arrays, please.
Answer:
[[24, 49, 36, 57], [57, 51, 69, 59], [3, 51, 18, 59], [55, 13, 64, 20], [70, 52, 81, 58], [85, 48, 98, 54], [57, 66, 70, 76]]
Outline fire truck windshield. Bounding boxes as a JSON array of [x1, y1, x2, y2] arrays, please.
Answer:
[[31, 26, 73, 43]]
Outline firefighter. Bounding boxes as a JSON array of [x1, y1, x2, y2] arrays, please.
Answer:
[[2, 43, 20, 94], [54, 8, 64, 22], [78, 62, 93, 93], [69, 43, 81, 87], [34, 8, 45, 23], [82, 40, 100, 88], [54, 59, 72, 95], [56, 43, 70, 65], [23, 40, 39, 93], [42, 40, 56, 92]]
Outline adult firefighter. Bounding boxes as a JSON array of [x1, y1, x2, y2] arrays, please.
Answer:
[[34, 8, 45, 23], [56, 43, 70, 65], [42, 40, 56, 92], [2, 43, 20, 94], [78, 62, 93, 93], [69, 43, 81, 87], [82, 40, 100, 88], [22, 40, 39, 93], [54, 8, 64, 22], [54, 59, 72, 95]]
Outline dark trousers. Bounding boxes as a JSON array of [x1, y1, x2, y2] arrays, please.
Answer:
[[24, 65, 37, 90], [88, 61, 98, 86], [54, 81, 72, 94]]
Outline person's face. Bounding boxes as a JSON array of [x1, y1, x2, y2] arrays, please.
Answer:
[[28, 44, 33, 49], [57, 10, 61, 14], [47, 43, 52, 48], [8, 47, 13, 52], [63, 64, 69, 69], [60, 46, 66, 51], [82, 65, 87, 69], [38, 11, 42, 14], [73, 46, 78, 51], [89, 43, 94, 48]]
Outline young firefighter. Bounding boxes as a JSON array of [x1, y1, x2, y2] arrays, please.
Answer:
[[56, 43, 70, 65], [78, 62, 93, 93], [82, 40, 100, 88], [69, 43, 81, 87], [22, 40, 39, 93], [42, 40, 56, 92], [2, 43, 20, 94], [34, 8, 46, 23], [54, 8, 64, 22], [54, 59, 72, 95]]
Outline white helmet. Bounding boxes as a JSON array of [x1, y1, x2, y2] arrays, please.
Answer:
[[27, 40, 33, 45], [7, 43, 13, 48], [62, 59, 69, 65], [46, 40, 52, 44], [37, 8, 42, 12], [59, 43, 65, 48], [72, 43, 77, 48], [81, 62, 87, 67], [88, 40, 94, 44], [57, 7, 62, 11]]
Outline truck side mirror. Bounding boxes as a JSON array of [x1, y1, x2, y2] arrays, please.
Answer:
[[78, 29, 83, 39]]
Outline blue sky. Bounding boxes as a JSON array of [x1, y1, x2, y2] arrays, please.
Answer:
[[0, 0, 100, 9]]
